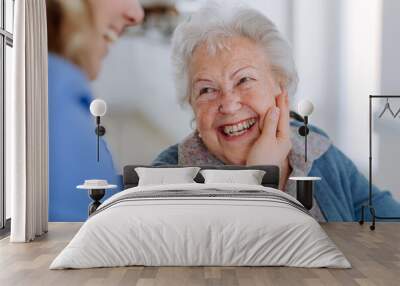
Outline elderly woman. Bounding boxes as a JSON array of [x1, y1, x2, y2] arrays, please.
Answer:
[[153, 4, 400, 221]]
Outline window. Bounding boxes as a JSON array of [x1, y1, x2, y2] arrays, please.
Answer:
[[0, 0, 14, 233]]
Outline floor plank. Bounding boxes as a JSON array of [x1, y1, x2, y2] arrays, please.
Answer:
[[0, 222, 399, 286]]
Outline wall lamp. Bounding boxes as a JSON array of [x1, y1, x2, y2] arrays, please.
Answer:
[[89, 99, 107, 162]]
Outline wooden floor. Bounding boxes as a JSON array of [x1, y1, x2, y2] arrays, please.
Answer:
[[0, 223, 399, 286]]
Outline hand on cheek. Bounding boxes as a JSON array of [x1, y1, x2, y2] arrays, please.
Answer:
[[246, 89, 292, 189]]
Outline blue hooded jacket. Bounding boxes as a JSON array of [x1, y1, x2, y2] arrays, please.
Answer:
[[152, 122, 400, 221]]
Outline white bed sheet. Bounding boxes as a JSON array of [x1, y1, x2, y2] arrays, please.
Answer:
[[50, 183, 350, 269]]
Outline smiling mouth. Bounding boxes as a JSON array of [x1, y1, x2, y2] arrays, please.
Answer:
[[219, 117, 257, 137], [103, 29, 119, 43]]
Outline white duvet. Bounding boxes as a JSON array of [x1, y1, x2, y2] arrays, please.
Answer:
[[50, 183, 351, 269]]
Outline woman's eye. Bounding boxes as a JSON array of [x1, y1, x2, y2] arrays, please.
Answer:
[[237, 77, 252, 86], [199, 87, 215, 95]]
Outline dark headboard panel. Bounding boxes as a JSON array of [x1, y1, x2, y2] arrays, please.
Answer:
[[123, 165, 280, 190]]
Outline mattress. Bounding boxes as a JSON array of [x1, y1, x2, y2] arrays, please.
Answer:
[[50, 183, 351, 269]]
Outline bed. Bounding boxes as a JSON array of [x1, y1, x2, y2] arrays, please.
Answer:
[[50, 165, 350, 269]]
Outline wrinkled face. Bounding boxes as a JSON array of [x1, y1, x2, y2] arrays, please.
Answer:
[[189, 36, 281, 165], [86, 0, 144, 79]]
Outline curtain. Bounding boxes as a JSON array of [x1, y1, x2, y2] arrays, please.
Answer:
[[8, 0, 48, 242]]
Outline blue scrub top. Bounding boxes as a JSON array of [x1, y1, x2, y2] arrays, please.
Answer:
[[48, 53, 121, 222]]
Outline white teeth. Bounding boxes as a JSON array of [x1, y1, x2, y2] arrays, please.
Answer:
[[222, 118, 257, 136], [104, 29, 119, 43]]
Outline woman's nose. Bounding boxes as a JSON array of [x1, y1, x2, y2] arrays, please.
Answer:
[[218, 91, 242, 114], [124, 0, 145, 26]]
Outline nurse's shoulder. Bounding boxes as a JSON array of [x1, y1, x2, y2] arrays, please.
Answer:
[[48, 52, 91, 101]]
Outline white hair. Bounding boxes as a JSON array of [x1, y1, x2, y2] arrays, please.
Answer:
[[171, 2, 299, 106]]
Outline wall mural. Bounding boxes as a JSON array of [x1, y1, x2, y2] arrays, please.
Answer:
[[47, 0, 400, 223]]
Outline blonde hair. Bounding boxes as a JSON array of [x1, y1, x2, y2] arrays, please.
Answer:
[[47, 0, 96, 72]]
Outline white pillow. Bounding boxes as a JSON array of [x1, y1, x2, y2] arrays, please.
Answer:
[[135, 167, 201, 186], [200, 169, 266, 185]]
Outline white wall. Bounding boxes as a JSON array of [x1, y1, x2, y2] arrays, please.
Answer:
[[292, 0, 342, 141], [380, 0, 400, 94], [336, 0, 382, 174], [293, 0, 382, 174], [374, 0, 400, 199]]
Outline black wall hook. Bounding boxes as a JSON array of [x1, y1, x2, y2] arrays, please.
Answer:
[[95, 116, 106, 162]]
